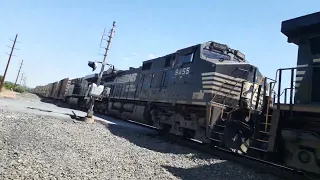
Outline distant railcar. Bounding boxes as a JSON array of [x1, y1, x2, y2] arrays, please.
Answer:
[[33, 78, 72, 100]]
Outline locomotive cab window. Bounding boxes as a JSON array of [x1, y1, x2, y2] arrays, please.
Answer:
[[165, 54, 174, 67], [202, 43, 231, 61], [142, 62, 152, 70], [175, 52, 194, 66]]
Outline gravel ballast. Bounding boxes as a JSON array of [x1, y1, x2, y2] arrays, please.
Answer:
[[16, 92, 41, 102], [0, 107, 280, 180]]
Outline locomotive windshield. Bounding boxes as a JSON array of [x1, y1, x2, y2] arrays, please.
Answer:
[[202, 46, 231, 61], [201, 42, 246, 62]]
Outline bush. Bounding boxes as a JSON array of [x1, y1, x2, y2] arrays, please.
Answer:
[[4, 82, 14, 90], [3, 81, 28, 93], [13, 86, 25, 93]]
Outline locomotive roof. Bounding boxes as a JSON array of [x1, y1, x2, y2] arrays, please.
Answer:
[[142, 44, 201, 65], [281, 11, 320, 44], [142, 52, 176, 64], [141, 41, 245, 64], [83, 73, 98, 80]]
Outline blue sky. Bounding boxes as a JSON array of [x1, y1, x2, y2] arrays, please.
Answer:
[[0, 0, 319, 88]]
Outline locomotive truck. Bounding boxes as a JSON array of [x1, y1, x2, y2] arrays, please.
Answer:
[[32, 11, 320, 177]]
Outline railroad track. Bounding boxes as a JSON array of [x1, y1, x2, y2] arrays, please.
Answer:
[[161, 134, 303, 180], [121, 119, 313, 180], [38, 99, 312, 180]]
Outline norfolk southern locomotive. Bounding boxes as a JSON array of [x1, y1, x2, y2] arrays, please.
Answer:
[[32, 11, 320, 177]]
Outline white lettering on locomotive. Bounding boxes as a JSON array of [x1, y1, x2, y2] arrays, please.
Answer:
[[175, 67, 190, 76], [114, 73, 137, 84]]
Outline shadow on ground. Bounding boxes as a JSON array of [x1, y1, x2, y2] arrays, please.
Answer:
[[31, 96, 222, 158], [162, 163, 280, 180], [95, 113, 226, 162], [26, 106, 85, 122], [26, 106, 53, 113], [38, 97, 76, 109]]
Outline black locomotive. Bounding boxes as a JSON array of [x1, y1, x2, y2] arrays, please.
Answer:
[[32, 11, 320, 177]]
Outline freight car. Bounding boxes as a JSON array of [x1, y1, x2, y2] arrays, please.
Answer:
[[32, 11, 320, 177], [32, 77, 71, 100], [32, 70, 121, 110]]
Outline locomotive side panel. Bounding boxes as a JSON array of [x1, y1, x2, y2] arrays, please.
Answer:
[[135, 45, 207, 105], [111, 68, 140, 100], [105, 41, 265, 143]]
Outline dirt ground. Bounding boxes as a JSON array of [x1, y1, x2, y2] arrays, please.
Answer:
[[0, 88, 16, 99]]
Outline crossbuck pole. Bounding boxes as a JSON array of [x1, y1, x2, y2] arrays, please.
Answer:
[[85, 21, 116, 123]]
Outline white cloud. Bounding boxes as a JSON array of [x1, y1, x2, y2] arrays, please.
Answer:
[[148, 53, 156, 59], [132, 52, 140, 57]]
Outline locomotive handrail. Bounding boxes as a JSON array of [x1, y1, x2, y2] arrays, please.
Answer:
[[277, 64, 320, 71], [283, 87, 294, 104], [275, 64, 320, 109]]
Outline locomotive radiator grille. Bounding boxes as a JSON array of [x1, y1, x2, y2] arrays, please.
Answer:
[[201, 72, 244, 100], [201, 72, 264, 109]]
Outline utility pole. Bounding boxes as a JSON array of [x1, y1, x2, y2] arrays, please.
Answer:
[[0, 34, 19, 92], [85, 21, 116, 123], [23, 76, 26, 88], [19, 72, 24, 85], [14, 60, 23, 88]]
